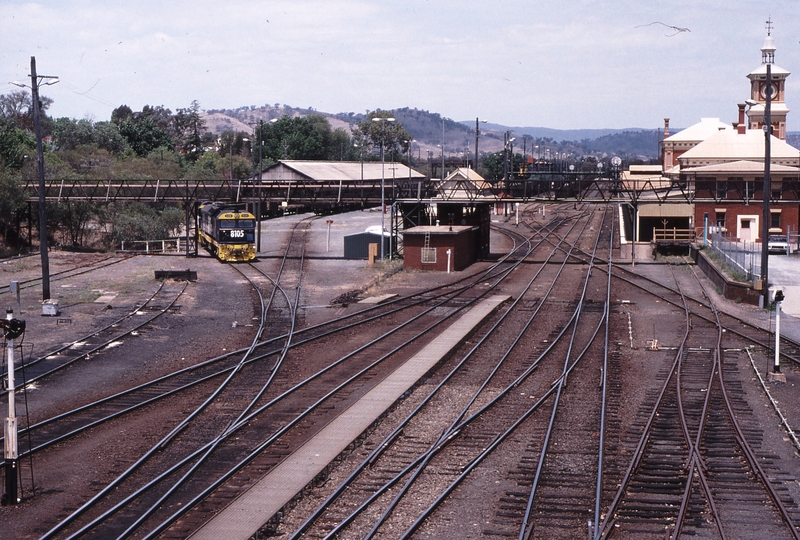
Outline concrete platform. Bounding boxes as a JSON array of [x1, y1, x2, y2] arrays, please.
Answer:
[[189, 294, 510, 540], [357, 293, 398, 305]]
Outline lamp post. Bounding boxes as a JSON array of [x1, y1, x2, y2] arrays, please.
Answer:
[[474, 118, 487, 170], [372, 116, 395, 261], [441, 118, 445, 182]]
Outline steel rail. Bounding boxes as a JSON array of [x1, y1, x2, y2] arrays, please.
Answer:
[[53, 215, 315, 539], [399, 311, 608, 540], [519, 205, 608, 540], [8, 220, 544, 470], [140, 266, 518, 540], [2, 279, 168, 393], [593, 205, 614, 538], [318, 209, 594, 539], [359, 209, 595, 540], [94, 215, 543, 539], [597, 265, 692, 539], [670, 265, 726, 540], [696, 264, 800, 540], [547, 242, 800, 362], [289, 218, 576, 539], [37, 210, 568, 536], [0, 254, 132, 295], [41, 249, 272, 540]]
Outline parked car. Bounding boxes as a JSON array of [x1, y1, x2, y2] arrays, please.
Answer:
[[768, 234, 789, 254]]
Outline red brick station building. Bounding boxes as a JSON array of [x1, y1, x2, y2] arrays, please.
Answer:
[[629, 30, 800, 245]]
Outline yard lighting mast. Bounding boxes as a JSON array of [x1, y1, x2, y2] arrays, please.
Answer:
[[373, 116, 395, 261], [474, 118, 487, 169]]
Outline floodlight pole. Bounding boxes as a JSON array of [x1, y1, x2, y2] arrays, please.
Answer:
[[373, 117, 395, 261]]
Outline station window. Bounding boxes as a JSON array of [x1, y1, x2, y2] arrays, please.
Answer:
[[421, 247, 437, 264], [715, 212, 726, 229], [716, 181, 727, 199], [771, 212, 781, 229], [771, 181, 782, 200], [744, 181, 754, 200]]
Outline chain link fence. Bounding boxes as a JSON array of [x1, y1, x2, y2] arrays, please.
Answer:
[[708, 230, 760, 281]]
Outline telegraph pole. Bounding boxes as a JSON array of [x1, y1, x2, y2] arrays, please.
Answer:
[[29, 57, 58, 301], [760, 60, 772, 308]]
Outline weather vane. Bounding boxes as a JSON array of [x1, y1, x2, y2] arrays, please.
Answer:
[[765, 16, 773, 36]]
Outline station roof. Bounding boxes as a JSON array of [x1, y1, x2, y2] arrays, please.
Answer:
[[257, 160, 426, 182], [664, 118, 731, 142], [679, 129, 800, 162]]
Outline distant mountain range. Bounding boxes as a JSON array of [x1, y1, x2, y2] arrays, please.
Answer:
[[203, 104, 800, 163]]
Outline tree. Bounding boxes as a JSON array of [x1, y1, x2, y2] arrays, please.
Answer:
[[49, 201, 98, 247], [352, 111, 412, 160], [52, 117, 95, 151], [110, 104, 133, 125], [0, 89, 53, 132], [259, 114, 338, 162], [0, 170, 27, 247], [118, 115, 174, 157], [93, 121, 127, 154], [0, 117, 35, 170], [329, 127, 355, 161], [110, 202, 185, 243], [173, 100, 206, 161]]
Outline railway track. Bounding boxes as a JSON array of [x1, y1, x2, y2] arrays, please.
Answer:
[[0, 254, 133, 296], [597, 265, 800, 539], [9, 203, 800, 539], [278, 205, 611, 539], [1, 280, 187, 398]]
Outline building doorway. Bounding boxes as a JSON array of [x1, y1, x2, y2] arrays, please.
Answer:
[[738, 215, 758, 242]]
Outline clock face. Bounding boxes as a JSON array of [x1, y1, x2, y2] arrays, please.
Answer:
[[760, 83, 778, 100]]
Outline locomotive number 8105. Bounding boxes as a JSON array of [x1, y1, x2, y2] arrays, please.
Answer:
[[198, 201, 257, 262]]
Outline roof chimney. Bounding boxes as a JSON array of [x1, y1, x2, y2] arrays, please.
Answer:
[[736, 104, 746, 134], [663, 118, 670, 138]]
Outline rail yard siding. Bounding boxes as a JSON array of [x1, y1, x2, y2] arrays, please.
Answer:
[[190, 294, 510, 540]]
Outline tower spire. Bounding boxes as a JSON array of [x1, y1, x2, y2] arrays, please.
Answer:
[[762, 17, 775, 64]]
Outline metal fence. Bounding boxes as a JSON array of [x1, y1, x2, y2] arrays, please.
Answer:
[[708, 231, 760, 281], [119, 238, 191, 254]]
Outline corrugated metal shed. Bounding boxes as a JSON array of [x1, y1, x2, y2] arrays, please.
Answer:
[[343, 232, 390, 259]]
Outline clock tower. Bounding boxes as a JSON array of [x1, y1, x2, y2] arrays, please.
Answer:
[[746, 25, 790, 140]]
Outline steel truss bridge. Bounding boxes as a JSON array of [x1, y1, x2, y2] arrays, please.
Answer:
[[22, 168, 724, 206]]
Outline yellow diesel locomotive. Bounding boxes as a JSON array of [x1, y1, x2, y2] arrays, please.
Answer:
[[198, 202, 256, 262]]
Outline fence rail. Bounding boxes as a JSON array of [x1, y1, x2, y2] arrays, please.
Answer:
[[708, 231, 760, 281], [119, 238, 193, 254]]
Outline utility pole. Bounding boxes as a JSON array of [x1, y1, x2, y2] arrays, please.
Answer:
[[28, 57, 58, 301], [760, 60, 772, 308]]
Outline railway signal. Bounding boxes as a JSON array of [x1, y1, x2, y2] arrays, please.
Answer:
[[2, 309, 26, 505]]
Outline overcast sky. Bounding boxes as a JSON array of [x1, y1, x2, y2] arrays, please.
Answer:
[[2, 0, 798, 131]]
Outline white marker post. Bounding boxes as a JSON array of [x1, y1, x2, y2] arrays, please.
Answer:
[[774, 290, 784, 373]]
